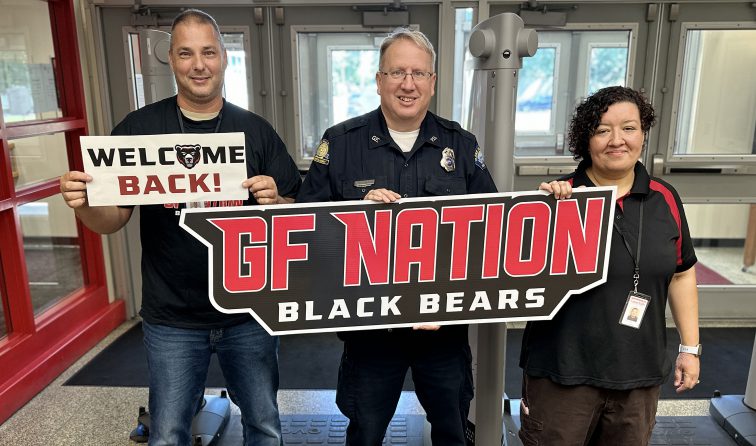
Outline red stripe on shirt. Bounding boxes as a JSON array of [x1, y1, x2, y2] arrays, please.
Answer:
[[649, 180, 683, 265]]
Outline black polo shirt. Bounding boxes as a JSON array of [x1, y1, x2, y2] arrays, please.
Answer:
[[112, 96, 301, 329], [520, 160, 697, 389], [297, 107, 497, 344]]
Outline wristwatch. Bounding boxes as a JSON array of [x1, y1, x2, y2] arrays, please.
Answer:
[[679, 343, 702, 357]]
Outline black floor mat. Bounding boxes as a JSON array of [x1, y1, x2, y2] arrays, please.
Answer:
[[66, 322, 754, 399], [64, 322, 412, 390], [217, 414, 425, 446]]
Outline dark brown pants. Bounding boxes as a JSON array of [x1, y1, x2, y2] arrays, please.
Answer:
[[518, 374, 660, 446]]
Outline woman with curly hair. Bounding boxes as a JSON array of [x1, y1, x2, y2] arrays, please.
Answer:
[[518, 86, 701, 445]]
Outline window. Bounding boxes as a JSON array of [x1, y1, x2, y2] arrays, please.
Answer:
[[330, 48, 380, 125], [673, 28, 756, 156], [125, 29, 174, 108], [516, 46, 556, 134], [221, 32, 249, 110], [126, 33, 145, 110], [0, 7, 63, 124], [684, 203, 756, 285], [294, 30, 387, 167], [10, 133, 70, 189], [20, 196, 84, 314], [514, 29, 632, 156], [0, 0, 116, 424], [587, 46, 628, 94], [452, 7, 475, 126]]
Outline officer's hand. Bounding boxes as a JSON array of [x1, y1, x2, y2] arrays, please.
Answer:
[[364, 188, 401, 203], [413, 324, 441, 331], [243, 175, 289, 205], [60, 171, 92, 209], [539, 180, 574, 200]]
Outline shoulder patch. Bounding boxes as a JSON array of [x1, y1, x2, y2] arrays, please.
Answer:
[[313, 139, 330, 165], [474, 146, 487, 170]]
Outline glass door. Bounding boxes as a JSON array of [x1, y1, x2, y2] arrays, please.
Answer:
[[0, 0, 120, 424]]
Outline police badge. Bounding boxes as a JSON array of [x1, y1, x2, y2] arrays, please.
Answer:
[[440, 147, 455, 172], [313, 139, 330, 165]]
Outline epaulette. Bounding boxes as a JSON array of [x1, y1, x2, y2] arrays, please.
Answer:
[[328, 114, 369, 138], [433, 113, 477, 143]]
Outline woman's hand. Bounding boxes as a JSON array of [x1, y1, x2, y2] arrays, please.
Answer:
[[674, 352, 701, 393], [539, 180, 573, 200]]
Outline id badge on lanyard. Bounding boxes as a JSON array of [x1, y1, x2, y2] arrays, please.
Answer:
[[616, 198, 650, 329], [620, 290, 651, 329]]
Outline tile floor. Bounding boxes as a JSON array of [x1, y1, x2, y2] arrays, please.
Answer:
[[0, 318, 734, 446]]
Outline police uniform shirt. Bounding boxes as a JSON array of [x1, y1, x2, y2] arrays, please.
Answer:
[[112, 96, 301, 329], [520, 160, 697, 389], [297, 107, 497, 345], [296, 107, 497, 203]]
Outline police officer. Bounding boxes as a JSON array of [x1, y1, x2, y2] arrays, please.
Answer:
[[297, 28, 497, 446]]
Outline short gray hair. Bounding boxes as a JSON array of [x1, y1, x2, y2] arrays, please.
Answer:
[[170, 9, 224, 51], [379, 28, 436, 72]]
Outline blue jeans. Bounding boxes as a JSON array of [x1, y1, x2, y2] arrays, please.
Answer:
[[142, 319, 281, 446]]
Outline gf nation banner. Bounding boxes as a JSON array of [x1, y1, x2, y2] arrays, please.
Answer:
[[181, 188, 616, 335]]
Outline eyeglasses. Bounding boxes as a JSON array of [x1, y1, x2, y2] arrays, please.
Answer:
[[379, 70, 434, 81]]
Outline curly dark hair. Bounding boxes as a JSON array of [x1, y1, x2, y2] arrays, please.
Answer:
[[567, 86, 656, 163]]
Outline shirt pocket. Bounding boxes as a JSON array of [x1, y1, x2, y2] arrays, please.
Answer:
[[423, 176, 467, 196], [339, 175, 388, 200]]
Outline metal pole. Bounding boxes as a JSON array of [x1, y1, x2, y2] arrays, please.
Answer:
[[468, 13, 537, 446]]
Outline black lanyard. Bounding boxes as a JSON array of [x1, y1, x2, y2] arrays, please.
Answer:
[[613, 198, 644, 292], [176, 104, 223, 134], [175, 103, 224, 209]]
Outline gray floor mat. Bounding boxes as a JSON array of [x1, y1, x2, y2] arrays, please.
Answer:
[[218, 414, 425, 445]]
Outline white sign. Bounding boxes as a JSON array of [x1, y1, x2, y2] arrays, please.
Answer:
[[80, 133, 248, 206]]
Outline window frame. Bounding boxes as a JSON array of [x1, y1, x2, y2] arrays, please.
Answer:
[[0, 0, 122, 425], [289, 24, 396, 170], [665, 21, 756, 167], [514, 22, 638, 164]]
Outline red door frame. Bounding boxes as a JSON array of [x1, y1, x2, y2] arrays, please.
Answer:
[[0, 0, 125, 423]]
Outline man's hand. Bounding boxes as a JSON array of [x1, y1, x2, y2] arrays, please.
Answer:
[[243, 175, 292, 205], [413, 324, 441, 331], [364, 188, 401, 203], [60, 171, 92, 209], [59, 170, 133, 234]]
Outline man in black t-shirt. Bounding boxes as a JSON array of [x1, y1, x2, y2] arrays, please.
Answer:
[[60, 9, 299, 446]]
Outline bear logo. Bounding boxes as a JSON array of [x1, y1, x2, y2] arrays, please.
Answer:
[[176, 144, 201, 169]]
